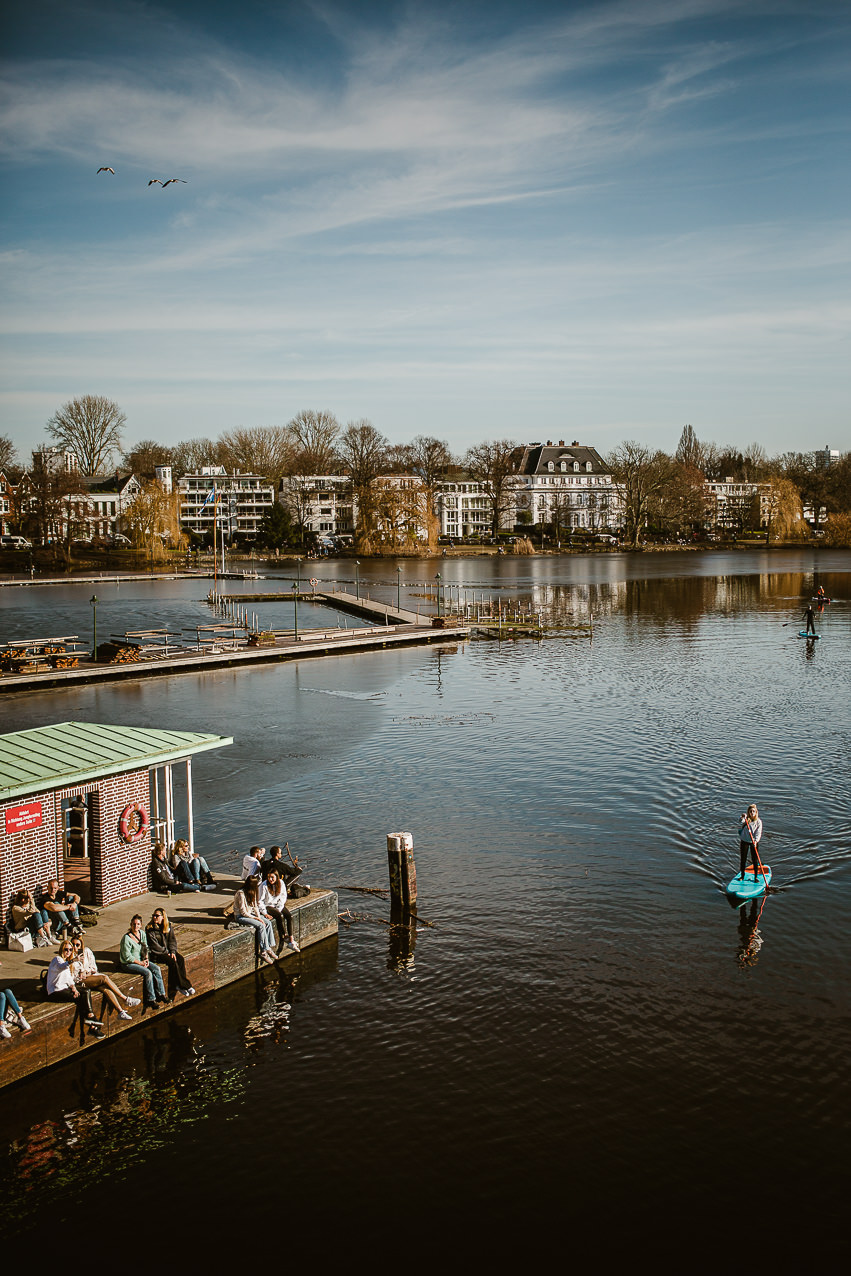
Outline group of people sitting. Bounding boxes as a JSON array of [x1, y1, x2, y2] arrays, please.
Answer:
[[42, 907, 196, 1036], [8, 880, 83, 948], [150, 839, 217, 894], [4, 840, 308, 1042], [232, 845, 306, 962]]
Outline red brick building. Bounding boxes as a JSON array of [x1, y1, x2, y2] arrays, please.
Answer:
[[1, 722, 231, 910]]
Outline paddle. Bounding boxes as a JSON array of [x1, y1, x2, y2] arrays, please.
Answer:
[[743, 815, 768, 890]]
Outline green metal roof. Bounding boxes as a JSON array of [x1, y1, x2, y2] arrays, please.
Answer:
[[0, 721, 233, 803]]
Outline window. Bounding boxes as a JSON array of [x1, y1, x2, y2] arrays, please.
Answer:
[[547, 461, 554, 472], [573, 462, 579, 472]]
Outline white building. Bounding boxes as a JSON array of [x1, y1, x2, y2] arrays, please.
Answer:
[[703, 478, 773, 532], [178, 468, 275, 541], [435, 479, 493, 538], [509, 442, 620, 533], [278, 474, 355, 542]]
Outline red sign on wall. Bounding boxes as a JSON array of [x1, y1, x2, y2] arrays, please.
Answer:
[[5, 801, 43, 833]]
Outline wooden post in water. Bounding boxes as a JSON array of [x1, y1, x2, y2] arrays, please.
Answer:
[[387, 831, 417, 908]]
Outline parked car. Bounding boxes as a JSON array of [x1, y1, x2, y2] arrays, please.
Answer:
[[1, 534, 33, 549], [111, 533, 132, 546]]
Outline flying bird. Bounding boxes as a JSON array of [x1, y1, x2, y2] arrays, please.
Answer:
[[96, 167, 115, 174], [161, 178, 188, 187], [148, 178, 164, 186]]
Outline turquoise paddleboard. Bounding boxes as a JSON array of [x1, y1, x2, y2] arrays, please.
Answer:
[[726, 865, 772, 901], [798, 631, 821, 639]]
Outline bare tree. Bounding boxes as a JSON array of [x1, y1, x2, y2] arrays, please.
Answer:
[[463, 439, 518, 537], [124, 479, 185, 559], [675, 424, 706, 473], [407, 435, 452, 551], [287, 410, 341, 474], [606, 441, 675, 548], [169, 437, 222, 476], [339, 420, 389, 547], [46, 395, 126, 475], [0, 433, 18, 473], [217, 425, 296, 485], [122, 439, 173, 480]]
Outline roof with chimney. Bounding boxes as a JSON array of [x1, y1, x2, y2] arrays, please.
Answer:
[[512, 441, 610, 476]]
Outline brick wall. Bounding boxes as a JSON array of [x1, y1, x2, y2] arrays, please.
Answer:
[[2, 769, 154, 915]]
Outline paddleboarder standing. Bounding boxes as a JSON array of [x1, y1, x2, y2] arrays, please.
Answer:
[[739, 804, 763, 881], [802, 604, 816, 635]]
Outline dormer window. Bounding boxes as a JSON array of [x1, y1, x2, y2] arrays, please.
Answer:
[[586, 461, 592, 472], [547, 461, 554, 472], [573, 461, 580, 472], [560, 461, 567, 472]]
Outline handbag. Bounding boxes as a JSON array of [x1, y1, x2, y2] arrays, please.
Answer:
[[8, 929, 34, 952]]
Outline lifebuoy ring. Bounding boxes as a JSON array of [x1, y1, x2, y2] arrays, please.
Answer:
[[119, 802, 150, 843]]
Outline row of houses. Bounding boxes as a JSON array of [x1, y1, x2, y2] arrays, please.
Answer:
[[0, 441, 807, 548]]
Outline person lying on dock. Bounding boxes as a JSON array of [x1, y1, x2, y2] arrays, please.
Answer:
[[171, 839, 215, 887], [145, 908, 195, 999], [119, 915, 168, 1009], [9, 888, 58, 948], [70, 935, 140, 1021], [259, 869, 300, 954], [233, 876, 277, 964], [242, 846, 265, 880], [40, 879, 82, 940], [47, 940, 104, 1035]]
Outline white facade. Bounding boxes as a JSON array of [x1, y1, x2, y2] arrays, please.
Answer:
[[703, 478, 772, 531], [178, 468, 274, 540], [510, 443, 620, 532], [279, 475, 355, 541], [435, 480, 493, 538]]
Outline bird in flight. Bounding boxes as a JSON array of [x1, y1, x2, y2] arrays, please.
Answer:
[[162, 178, 187, 187], [96, 167, 115, 174], [148, 178, 163, 185]]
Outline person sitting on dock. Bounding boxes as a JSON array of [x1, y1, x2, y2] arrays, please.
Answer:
[[151, 843, 202, 894], [70, 935, 140, 1021], [145, 908, 195, 998], [171, 839, 215, 887], [233, 876, 276, 964], [0, 987, 32, 1038], [119, 914, 168, 1009], [9, 888, 58, 948], [40, 879, 82, 941], [260, 868, 300, 954], [241, 846, 265, 880], [47, 940, 103, 1034], [262, 845, 305, 892]]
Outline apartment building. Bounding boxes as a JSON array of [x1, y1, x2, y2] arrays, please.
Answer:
[[178, 467, 275, 540]]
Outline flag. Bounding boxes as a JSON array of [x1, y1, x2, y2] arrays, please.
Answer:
[[201, 484, 216, 509]]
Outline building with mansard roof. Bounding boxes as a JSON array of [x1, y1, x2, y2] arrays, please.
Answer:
[[509, 440, 621, 535]]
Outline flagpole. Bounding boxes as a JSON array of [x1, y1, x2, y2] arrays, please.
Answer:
[[213, 483, 218, 593]]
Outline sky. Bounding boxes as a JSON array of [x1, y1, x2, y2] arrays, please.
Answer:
[[1, 0, 849, 464]]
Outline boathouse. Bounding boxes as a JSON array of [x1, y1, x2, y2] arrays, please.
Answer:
[[0, 722, 232, 909]]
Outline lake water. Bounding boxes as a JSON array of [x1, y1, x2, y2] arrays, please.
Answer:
[[1, 549, 849, 1263]]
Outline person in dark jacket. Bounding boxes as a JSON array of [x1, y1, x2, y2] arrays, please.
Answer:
[[151, 844, 201, 893], [802, 605, 816, 635], [145, 908, 195, 998]]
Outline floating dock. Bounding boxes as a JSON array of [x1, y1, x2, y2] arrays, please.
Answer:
[[0, 876, 338, 1089]]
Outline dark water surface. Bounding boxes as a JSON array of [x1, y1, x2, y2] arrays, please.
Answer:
[[1, 550, 849, 1263]]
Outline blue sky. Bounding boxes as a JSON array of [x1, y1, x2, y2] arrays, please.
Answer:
[[1, 0, 849, 463]]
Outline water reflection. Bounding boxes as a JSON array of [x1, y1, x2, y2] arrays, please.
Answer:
[[735, 896, 768, 969]]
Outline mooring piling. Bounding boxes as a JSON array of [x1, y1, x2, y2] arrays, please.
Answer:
[[387, 831, 417, 908]]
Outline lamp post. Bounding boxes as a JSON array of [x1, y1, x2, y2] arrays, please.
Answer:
[[293, 581, 299, 643], [435, 572, 441, 617], [355, 560, 361, 600], [90, 594, 98, 660], [396, 564, 402, 612]]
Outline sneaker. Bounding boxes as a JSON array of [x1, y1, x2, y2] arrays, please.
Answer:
[[183, 987, 196, 997], [204, 882, 217, 891], [262, 951, 276, 964], [125, 996, 141, 1008], [118, 1010, 132, 1021], [36, 935, 50, 948], [0, 1023, 11, 1040], [17, 1015, 32, 1033], [287, 938, 300, 953]]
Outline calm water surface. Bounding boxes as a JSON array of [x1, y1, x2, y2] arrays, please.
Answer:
[[1, 549, 849, 1262]]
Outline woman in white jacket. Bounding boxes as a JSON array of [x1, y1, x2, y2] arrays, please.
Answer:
[[70, 935, 140, 1020], [233, 876, 276, 964], [46, 940, 102, 1031], [259, 869, 300, 954]]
